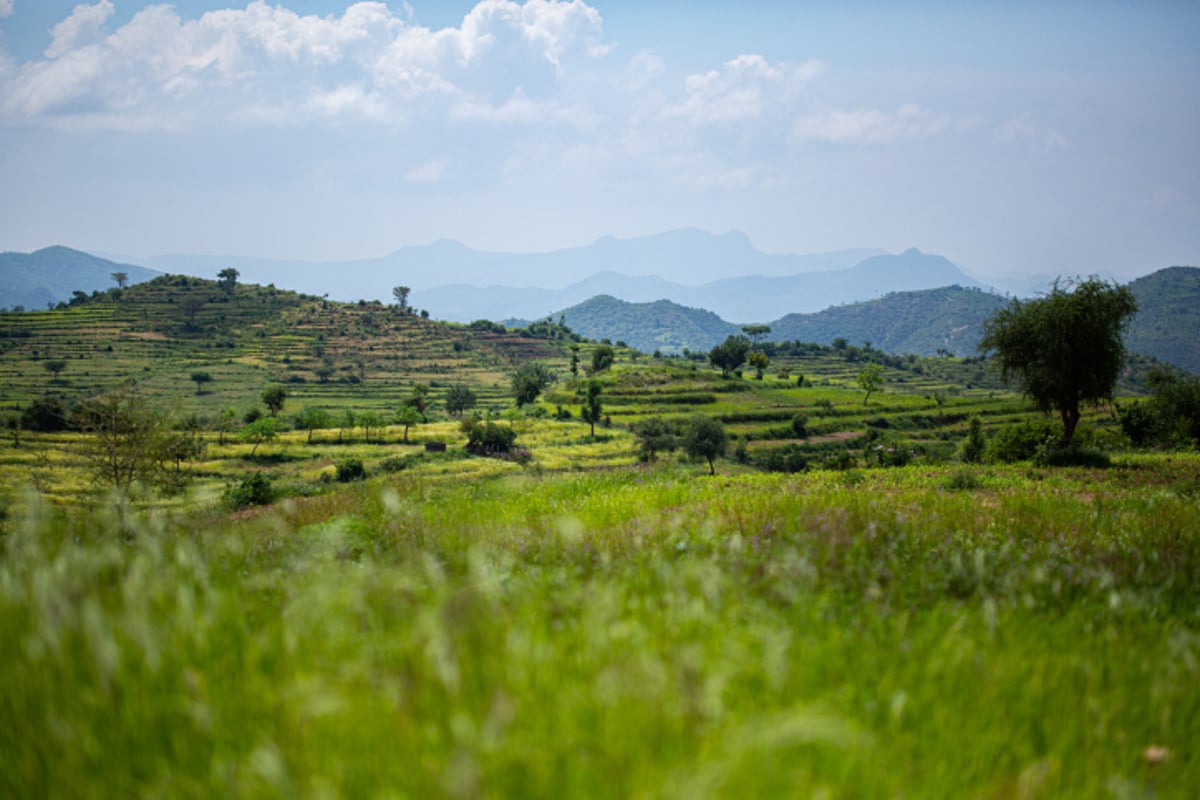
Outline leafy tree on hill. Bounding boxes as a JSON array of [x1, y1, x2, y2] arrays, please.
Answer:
[[396, 405, 422, 443], [72, 383, 190, 492], [979, 277, 1138, 446], [444, 385, 477, 417], [294, 407, 332, 444], [579, 379, 603, 437], [747, 351, 769, 380], [261, 385, 287, 417], [190, 371, 213, 395], [709, 335, 750, 378], [43, 359, 68, 382], [111, 271, 128, 289], [240, 416, 281, 456], [632, 417, 677, 462], [359, 410, 385, 444], [684, 415, 728, 476], [392, 285, 411, 310], [218, 268, 239, 292], [590, 345, 614, 375], [858, 362, 883, 405], [512, 363, 555, 407], [741, 324, 771, 348]]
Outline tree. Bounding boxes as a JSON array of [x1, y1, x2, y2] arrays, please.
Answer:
[[858, 363, 883, 405], [392, 285, 411, 310], [979, 277, 1138, 446], [359, 410, 385, 444], [569, 343, 581, 376], [339, 408, 357, 443], [111, 271, 128, 289], [632, 417, 677, 462], [684, 415, 728, 476], [72, 383, 188, 492], [240, 416, 281, 456], [590, 345, 614, 375], [294, 407, 332, 444], [741, 324, 771, 349], [405, 383, 431, 415], [190, 371, 213, 395], [395, 405, 422, 443], [261, 384, 287, 416], [218, 268, 240, 292], [709, 335, 750, 378], [444, 385, 477, 417], [512, 363, 555, 407], [747, 351, 769, 380], [43, 359, 68, 381], [579, 379, 603, 437], [180, 296, 205, 329]]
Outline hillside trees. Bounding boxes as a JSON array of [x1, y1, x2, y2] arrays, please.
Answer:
[[190, 371, 213, 395], [979, 277, 1138, 446], [111, 271, 128, 289], [858, 363, 883, 405], [444, 385, 477, 417], [396, 405, 422, 443], [512, 363, 555, 407], [72, 383, 193, 492], [218, 268, 239, 292], [261, 385, 287, 416], [709, 335, 750, 378], [747, 351, 769, 379], [294, 407, 332, 444], [392, 285, 411, 310], [579, 379, 603, 437], [684, 415, 728, 476], [632, 417, 678, 462], [590, 345, 614, 375]]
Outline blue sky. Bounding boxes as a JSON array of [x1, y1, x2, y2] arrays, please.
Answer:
[[0, 0, 1197, 280]]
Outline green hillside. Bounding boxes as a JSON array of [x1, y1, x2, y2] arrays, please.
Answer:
[[556, 294, 739, 354], [769, 285, 1006, 356], [0, 246, 159, 311], [1125, 266, 1200, 374]]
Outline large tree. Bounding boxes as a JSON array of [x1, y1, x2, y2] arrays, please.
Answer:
[[979, 277, 1138, 446], [512, 363, 555, 407], [684, 415, 728, 476], [709, 335, 750, 378]]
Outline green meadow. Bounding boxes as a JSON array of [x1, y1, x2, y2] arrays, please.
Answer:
[[1, 278, 1198, 797]]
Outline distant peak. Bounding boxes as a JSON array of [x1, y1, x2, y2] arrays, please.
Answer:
[[900, 247, 924, 257]]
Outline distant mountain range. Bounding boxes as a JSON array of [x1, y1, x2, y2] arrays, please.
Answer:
[[0, 246, 159, 310]]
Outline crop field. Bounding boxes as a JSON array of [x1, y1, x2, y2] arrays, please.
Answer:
[[1, 279, 1197, 797]]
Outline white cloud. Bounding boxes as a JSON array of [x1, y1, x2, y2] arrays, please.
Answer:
[[792, 103, 955, 145], [0, 0, 14, 21], [664, 54, 825, 125], [0, 0, 609, 128]]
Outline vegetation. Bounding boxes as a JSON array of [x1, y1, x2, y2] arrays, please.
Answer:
[[980, 277, 1138, 446], [709, 334, 750, 378], [511, 362, 555, 407], [2, 271, 1199, 797]]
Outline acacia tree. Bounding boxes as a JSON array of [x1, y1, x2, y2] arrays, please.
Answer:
[[979, 277, 1137, 447], [72, 383, 188, 492], [111, 271, 128, 289], [218, 268, 239, 292], [190, 371, 213, 395], [392, 285, 411, 310], [709, 335, 750, 378]]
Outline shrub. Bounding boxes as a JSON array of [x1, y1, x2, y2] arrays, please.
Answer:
[[462, 418, 518, 455], [224, 473, 274, 510], [943, 469, 983, 491], [1033, 444, 1111, 468], [959, 417, 986, 463], [985, 419, 1058, 463], [791, 413, 809, 438], [335, 459, 366, 482], [758, 444, 809, 473]]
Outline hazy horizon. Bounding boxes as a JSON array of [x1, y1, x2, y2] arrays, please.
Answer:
[[2, 1, 1198, 280]]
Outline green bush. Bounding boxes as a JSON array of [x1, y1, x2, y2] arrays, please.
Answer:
[[335, 459, 366, 482], [1033, 444, 1111, 468], [224, 473, 274, 510], [959, 417, 986, 463], [985, 419, 1058, 463], [758, 444, 809, 473], [462, 418, 518, 455]]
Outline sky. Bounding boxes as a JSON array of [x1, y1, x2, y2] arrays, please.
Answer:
[[0, 0, 1198, 280]]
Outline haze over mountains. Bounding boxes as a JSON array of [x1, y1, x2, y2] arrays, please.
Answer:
[[3, 230, 1194, 372]]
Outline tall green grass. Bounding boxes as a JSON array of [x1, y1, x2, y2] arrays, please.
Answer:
[[2, 460, 1198, 797]]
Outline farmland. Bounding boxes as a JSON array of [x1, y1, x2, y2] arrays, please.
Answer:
[[1, 278, 1198, 797]]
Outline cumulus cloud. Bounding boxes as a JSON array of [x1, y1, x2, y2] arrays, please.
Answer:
[[0, 0, 14, 20], [664, 54, 825, 125], [0, 0, 609, 128], [792, 103, 956, 145]]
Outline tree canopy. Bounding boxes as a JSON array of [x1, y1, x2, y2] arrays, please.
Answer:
[[512, 363, 555, 407], [979, 277, 1138, 446], [709, 335, 750, 378], [684, 415, 728, 476]]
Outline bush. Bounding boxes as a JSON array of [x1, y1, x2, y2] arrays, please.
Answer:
[[865, 436, 913, 468], [758, 444, 809, 473], [335, 459, 367, 482], [1033, 444, 1111, 468], [959, 417, 986, 463], [462, 418, 518, 455], [224, 473, 274, 510], [791, 413, 809, 438], [943, 469, 983, 491], [985, 419, 1058, 463]]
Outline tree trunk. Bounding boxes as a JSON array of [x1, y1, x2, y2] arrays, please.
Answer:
[[1060, 404, 1081, 447]]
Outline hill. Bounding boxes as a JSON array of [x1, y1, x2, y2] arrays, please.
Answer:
[[769, 285, 1008, 356], [548, 295, 739, 354], [1125, 266, 1200, 374], [0, 246, 159, 311]]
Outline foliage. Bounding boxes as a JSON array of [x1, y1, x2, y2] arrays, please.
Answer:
[[511, 363, 555, 407], [293, 407, 332, 444], [1143, 371, 1200, 447], [858, 362, 883, 405], [395, 405, 422, 442], [217, 267, 239, 291], [758, 444, 809, 473], [189, 371, 213, 394], [444, 385, 477, 417], [683, 414, 728, 475], [223, 472, 273, 509], [261, 384, 288, 416], [979, 277, 1138, 446], [335, 458, 367, 482], [21, 395, 71, 432], [709, 335, 750, 377], [984, 419, 1059, 464], [240, 416, 282, 455], [392, 285, 410, 310], [589, 344, 614, 374], [631, 416, 678, 462], [461, 417, 518, 455], [747, 350, 769, 379], [791, 413, 809, 439], [43, 359, 68, 379], [71, 383, 191, 493], [959, 417, 986, 463], [579, 379, 603, 437]]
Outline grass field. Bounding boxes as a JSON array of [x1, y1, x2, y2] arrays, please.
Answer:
[[2, 458, 1198, 797]]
